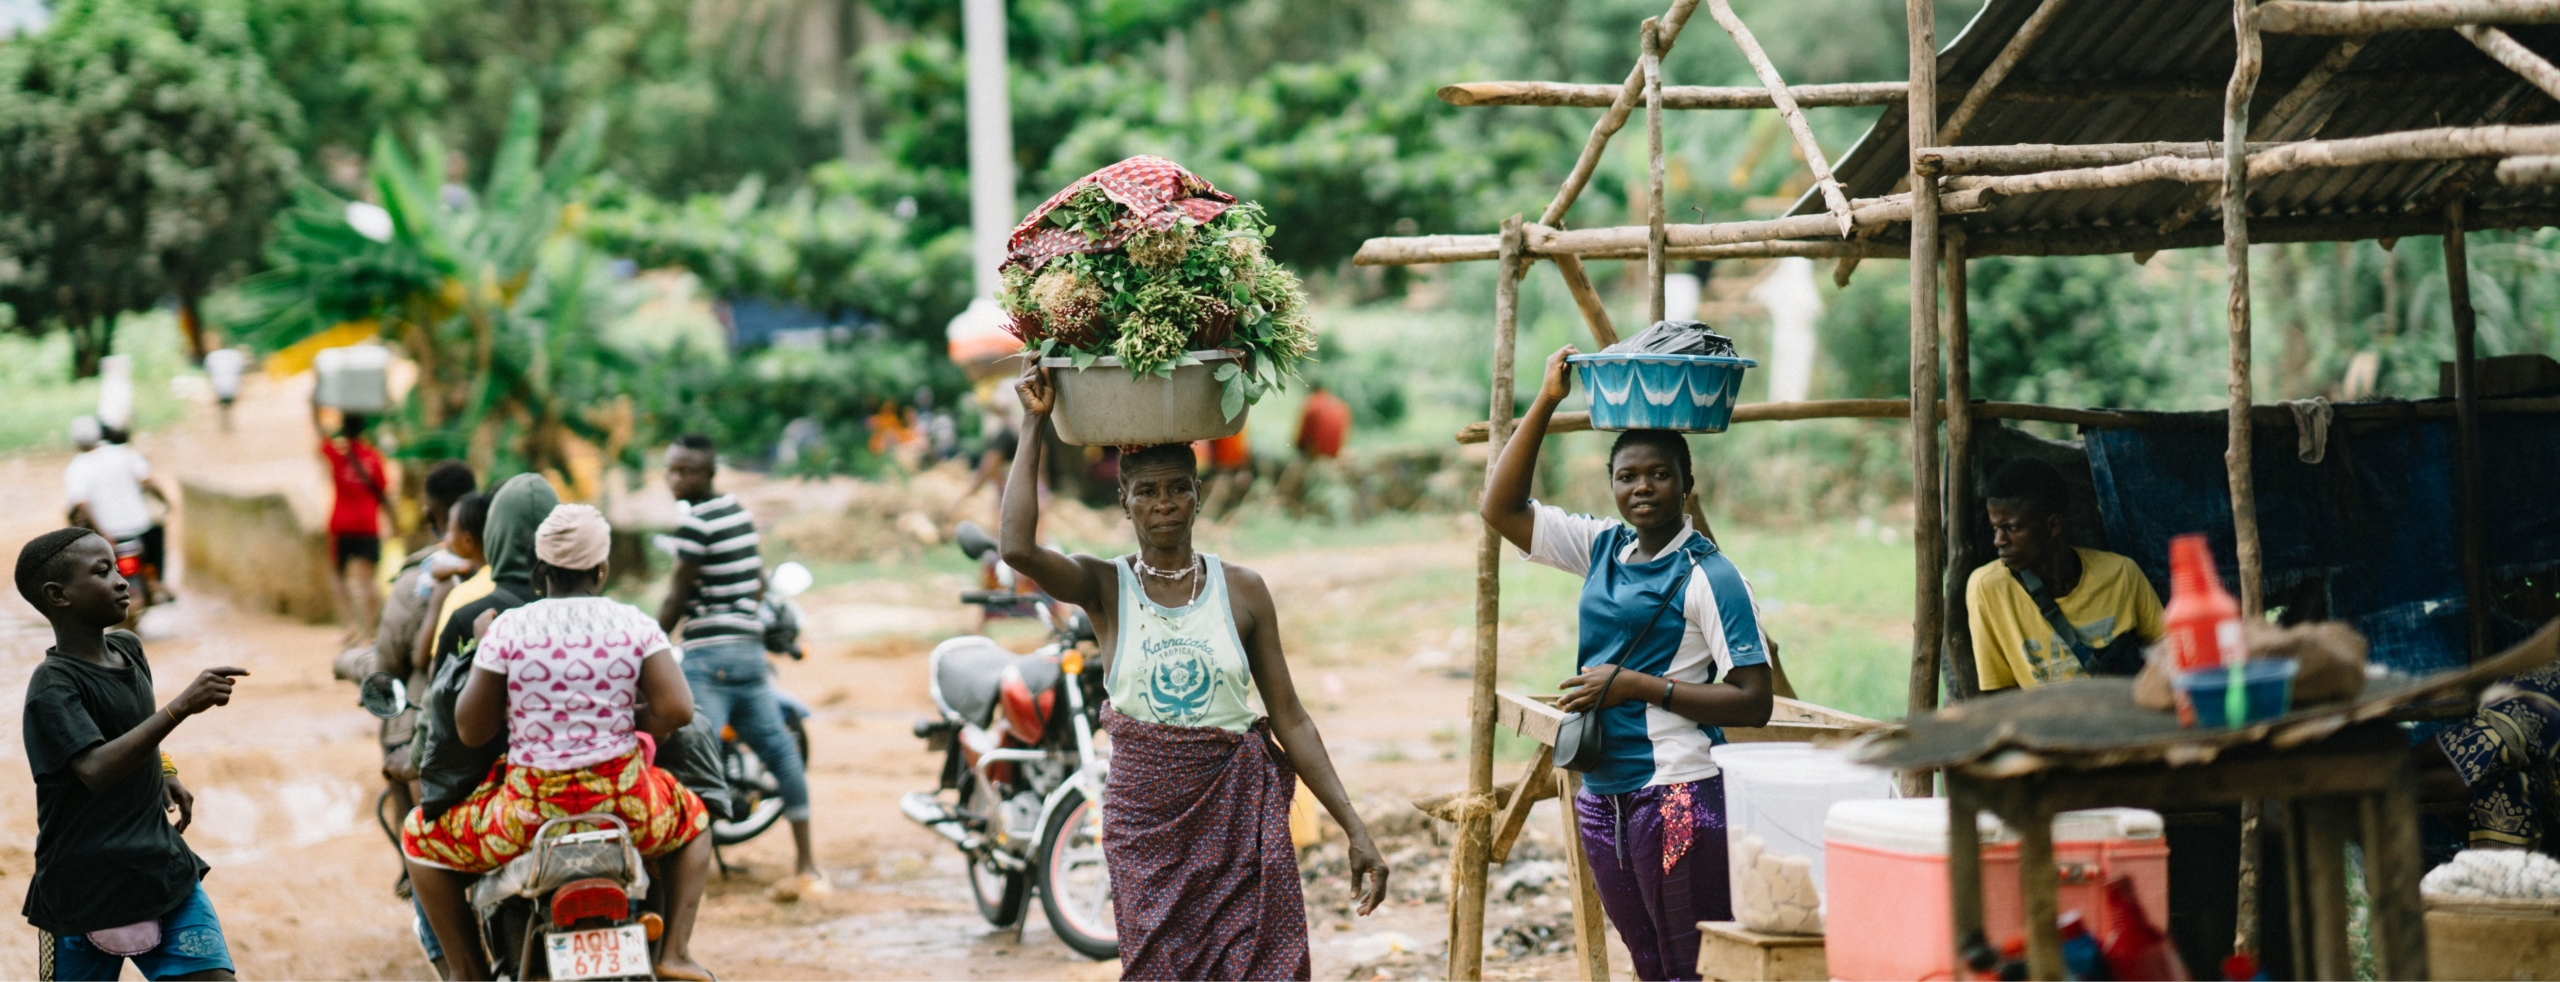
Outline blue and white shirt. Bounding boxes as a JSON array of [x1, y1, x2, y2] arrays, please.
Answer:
[[1523, 503, 1770, 795]]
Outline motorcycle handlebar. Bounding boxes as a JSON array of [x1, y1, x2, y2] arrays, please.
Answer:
[[959, 589, 1030, 607]]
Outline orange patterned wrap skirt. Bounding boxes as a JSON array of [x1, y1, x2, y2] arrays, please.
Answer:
[[400, 746, 708, 873]]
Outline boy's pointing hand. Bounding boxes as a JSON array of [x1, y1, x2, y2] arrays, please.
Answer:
[[168, 667, 249, 720]]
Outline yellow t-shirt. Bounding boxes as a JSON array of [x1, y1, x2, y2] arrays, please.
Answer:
[[1968, 548, 2165, 690], [429, 567, 496, 657]]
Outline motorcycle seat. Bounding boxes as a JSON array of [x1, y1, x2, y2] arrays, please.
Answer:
[[929, 636, 1060, 728]]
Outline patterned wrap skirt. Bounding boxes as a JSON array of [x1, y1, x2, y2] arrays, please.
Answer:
[[1101, 707, 1311, 981], [2435, 660, 2560, 848], [400, 745, 709, 873]]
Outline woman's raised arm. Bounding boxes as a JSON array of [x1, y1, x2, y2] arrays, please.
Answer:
[[997, 362, 1106, 609], [1481, 346, 1577, 553]]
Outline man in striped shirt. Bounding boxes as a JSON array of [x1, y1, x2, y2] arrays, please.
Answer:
[[658, 434, 823, 895]]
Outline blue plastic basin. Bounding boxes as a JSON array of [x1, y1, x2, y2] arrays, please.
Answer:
[[2175, 658, 2298, 729], [1568, 353, 1759, 433]]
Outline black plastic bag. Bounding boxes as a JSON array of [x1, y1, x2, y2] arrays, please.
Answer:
[[1605, 319, 1738, 357]]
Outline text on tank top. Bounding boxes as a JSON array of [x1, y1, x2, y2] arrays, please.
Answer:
[[1106, 554, 1261, 732]]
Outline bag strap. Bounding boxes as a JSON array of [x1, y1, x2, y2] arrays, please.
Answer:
[[2013, 567, 2102, 675], [1589, 553, 1695, 672]]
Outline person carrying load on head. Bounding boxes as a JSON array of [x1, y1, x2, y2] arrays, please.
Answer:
[[400, 504, 716, 982], [1482, 346, 1778, 982], [999, 361, 1390, 982], [1967, 458, 2165, 690]]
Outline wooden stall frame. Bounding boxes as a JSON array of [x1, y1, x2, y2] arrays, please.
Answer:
[[1362, 0, 2560, 976]]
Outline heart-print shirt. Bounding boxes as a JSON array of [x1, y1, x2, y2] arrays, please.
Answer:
[[473, 597, 673, 772]]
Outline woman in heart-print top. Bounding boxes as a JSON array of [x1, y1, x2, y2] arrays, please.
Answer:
[[474, 600, 661, 770], [399, 504, 719, 982]]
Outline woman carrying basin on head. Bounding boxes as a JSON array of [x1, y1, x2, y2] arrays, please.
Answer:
[[1481, 345, 1777, 982], [997, 361, 1389, 981]]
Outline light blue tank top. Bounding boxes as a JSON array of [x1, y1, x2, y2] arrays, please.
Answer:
[[1106, 554, 1260, 732]]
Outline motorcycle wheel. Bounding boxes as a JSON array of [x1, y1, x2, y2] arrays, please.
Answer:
[[1036, 787, 1117, 960], [969, 851, 1029, 927], [709, 714, 813, 846]]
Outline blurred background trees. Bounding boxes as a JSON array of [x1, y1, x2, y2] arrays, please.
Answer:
[[3, 0, 2553, 492]]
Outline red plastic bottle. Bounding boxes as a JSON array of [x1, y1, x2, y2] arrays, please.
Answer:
[[2161, 533, 2242, 674]]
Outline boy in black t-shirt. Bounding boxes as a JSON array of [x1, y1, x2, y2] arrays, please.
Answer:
[[16, 528, 248, 981]]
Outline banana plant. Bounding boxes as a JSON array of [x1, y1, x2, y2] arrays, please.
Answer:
[[226, 90, 634, 483]]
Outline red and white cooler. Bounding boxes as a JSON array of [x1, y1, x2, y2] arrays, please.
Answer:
[[1823, 799, 2170, 981]]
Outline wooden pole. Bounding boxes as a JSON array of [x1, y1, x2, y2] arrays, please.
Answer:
[[1906, 0, 1945, 794], [1448, 216, 1525, 982], [1550, 254, 1622, 347], [2462, 25, 2560, 121], [1942, 229, 1981, 700], [1706, 0, 1854, 235], [1939, 0, 2071, 145], [2447, 198, 2489, 662], [1438, 77, 2225, 110], [1540, 0, 1702, 227], [2226, 0, 2266, 619], [1557, 769, 1611, 980], [1646, 20, 1670, 323], [2257, 0, 2560, 35]]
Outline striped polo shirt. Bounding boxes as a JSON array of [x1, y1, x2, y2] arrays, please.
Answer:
[[672, 493, 763, 642]]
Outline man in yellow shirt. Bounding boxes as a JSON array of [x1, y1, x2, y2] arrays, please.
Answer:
[[1968, 459, 2165, 690]]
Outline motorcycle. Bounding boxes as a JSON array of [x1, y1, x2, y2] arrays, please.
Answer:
[[901, 523, 1116, 959], [708, 562, 814, 860], [359, 675, 666, 981]]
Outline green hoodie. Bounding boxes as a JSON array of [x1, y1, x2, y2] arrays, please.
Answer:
[[483, 472, 559, 588]]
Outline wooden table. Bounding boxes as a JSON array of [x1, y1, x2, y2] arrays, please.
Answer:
[[1855, 620, 2559, 982]]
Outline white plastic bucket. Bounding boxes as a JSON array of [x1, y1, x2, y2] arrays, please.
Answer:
[[1710, 742, 1894, 935]]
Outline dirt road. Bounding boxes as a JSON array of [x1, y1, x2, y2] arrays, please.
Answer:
[[0, 376, 1625, 980]]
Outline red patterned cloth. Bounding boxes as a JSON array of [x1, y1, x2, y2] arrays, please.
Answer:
[[399, 745, 708, 874], [1100, 706, 1311, 981], [1007, 156, 1237, 270]]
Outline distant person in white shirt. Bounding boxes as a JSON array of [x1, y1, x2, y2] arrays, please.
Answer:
[[62, 416, 172, 612]]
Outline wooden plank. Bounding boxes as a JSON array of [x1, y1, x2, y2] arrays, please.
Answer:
[[2361, 765, 2431, 979], [1501, 691, 1880, 749], [1499, 690, 1568, 747], [2257, 0, 2560, 35], [1947, 776, 1988, 974], [1490, 744, 1557, 864], [1449, 216, 1528, 982], [1558, 768, 1612, 981], [1904, 0, 1945, 800], [2447, 200, 2489, 662], [2300, 797, 2354, 979], [1696, 921, 1828, 981], [2226, 0, 2267, 619], [2013, 798, 2065, 980]]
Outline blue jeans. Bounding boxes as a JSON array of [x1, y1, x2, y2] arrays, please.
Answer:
[[682, 638, 810, 820], [42, 882, 232, 981]]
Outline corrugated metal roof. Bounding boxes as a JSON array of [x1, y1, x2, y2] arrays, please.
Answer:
[[1783, 0, 2560, 252]]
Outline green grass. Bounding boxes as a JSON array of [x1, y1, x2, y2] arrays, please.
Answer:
[[0, 313, 192, 455]]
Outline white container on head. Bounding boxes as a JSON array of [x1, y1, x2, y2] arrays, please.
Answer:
[[1036, 350, 1247, 447], [96, 354, 135, 431], [1708, 741, 1895, 935], [314, 344, 392, 413]]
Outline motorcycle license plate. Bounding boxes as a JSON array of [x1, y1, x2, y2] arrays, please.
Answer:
[[544, 923, 649, 981]]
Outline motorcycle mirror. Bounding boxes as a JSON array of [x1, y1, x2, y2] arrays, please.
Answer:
[[358, 672, 406, 719], [954, 521, 998, 561], [769, 561, 814, 600]]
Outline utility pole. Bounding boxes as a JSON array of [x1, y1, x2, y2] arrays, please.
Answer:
[[947, 0, 1018, 361]]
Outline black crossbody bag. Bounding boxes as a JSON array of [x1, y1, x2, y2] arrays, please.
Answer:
[[2014, 568, 2146, 677], [1557, 563, 1695, 772]]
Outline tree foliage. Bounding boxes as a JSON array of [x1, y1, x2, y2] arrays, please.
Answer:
[[0, 0, 298, 377], [228, 92, 634, 481]]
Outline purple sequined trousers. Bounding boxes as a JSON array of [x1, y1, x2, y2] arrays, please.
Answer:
[[1576, 775, 1733, 981]]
